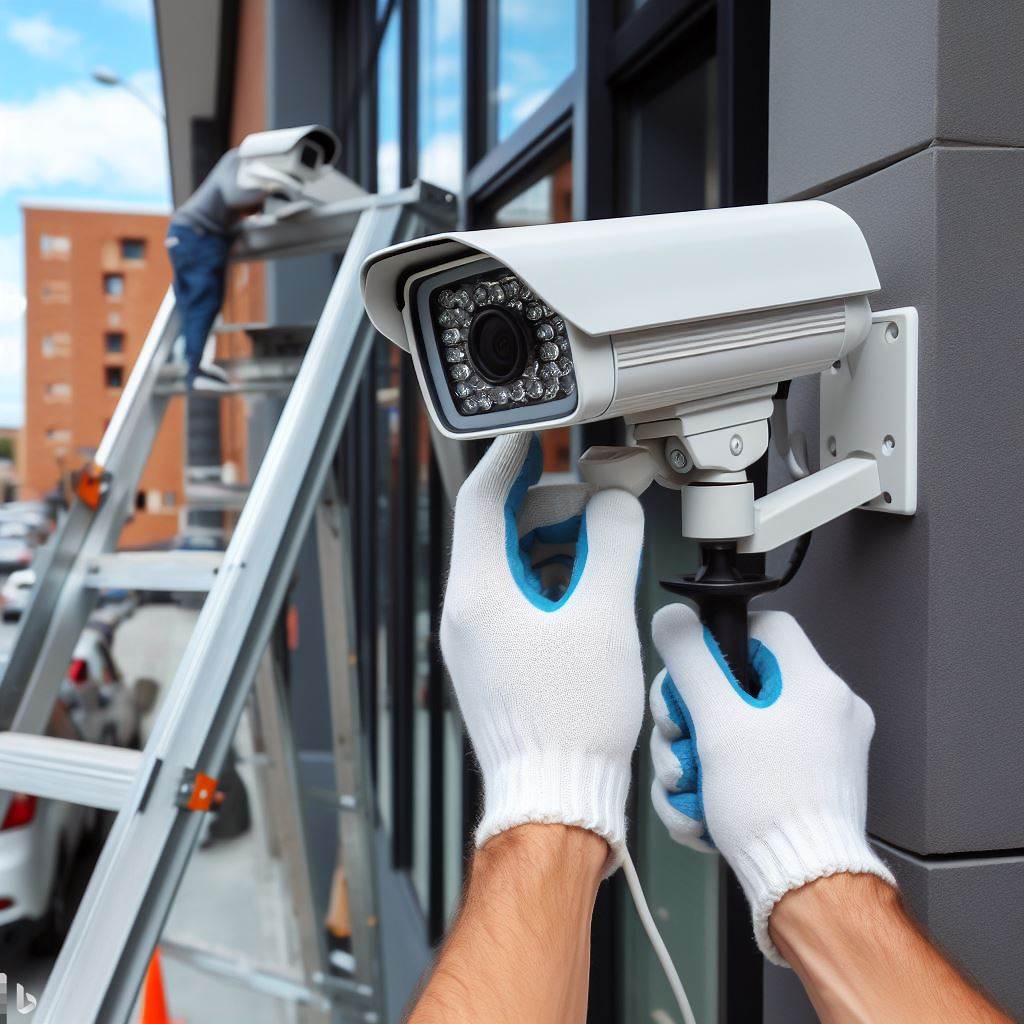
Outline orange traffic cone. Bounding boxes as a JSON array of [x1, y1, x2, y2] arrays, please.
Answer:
[[138, 948, 182, 1024]]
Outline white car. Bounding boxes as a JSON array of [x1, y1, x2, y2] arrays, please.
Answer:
[[0, 625, 143, 949], [0, 568, 35, 621]]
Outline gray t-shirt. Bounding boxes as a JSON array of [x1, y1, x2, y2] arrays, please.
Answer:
[[170, 149, 268, 236]]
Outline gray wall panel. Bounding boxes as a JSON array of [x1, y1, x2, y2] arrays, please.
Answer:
[[769, 146, 1024, 854], [769, 1, 1024, 201], [763, 848, 1024, 1022]]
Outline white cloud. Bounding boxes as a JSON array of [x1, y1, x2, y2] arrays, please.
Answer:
[[420, 132, 461, 192], [7, 14, 80, 61], [101, 0, 153, 21], [0, 236, 25, 427], [0, 73, 170, 198], [377, 140, 399, 194], [0, 236, 24, 327]]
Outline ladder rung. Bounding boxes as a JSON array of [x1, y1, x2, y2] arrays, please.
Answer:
[[84, 551, 224, 592], [0, 733, 141, 810], [185, 482, 251, 511]]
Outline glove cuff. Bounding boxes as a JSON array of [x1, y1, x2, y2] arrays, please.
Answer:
[[475, 750, 631, 875], [732, 814, 897, 966]]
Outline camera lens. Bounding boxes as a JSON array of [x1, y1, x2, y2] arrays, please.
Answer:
[[467, 308, 529, 385]]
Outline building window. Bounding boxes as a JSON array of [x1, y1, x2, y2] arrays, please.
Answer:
[[120, 238, 146, 261], [617, 57, 718, 216], [39, 233, 71, 258], [44, 428, 72, 444], [163, 491, 177, 509], [41, 280, 71, 303], [105, 331, 125, 354], [419, 0, 464, 191], [41, 333, 71, 358], [104, 366, 124, 389], [489, 0, 576, 144], [44, 381, 72, 402], [103, 273, 125, 297]]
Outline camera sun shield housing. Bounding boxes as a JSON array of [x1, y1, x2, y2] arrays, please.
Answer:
[[237, 125, 341, 199], [361, 201, 881, 440]]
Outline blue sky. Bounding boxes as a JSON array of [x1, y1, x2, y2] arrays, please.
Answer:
[[0, 0, 169, 427]]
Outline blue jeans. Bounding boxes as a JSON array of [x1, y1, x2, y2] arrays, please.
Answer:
[[166, 224, 231, 383]]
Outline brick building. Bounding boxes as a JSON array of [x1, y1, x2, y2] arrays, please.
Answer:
[[21, 200, 182, 547]]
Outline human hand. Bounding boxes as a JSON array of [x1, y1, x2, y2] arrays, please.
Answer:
[[648, 604, 895, 962], [441, 433, 644, 869]]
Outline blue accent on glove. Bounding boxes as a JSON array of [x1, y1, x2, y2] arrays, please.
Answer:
[[504, 436, 589, 611], [701, 627, 783, 709], [660, 633, 784, 845]]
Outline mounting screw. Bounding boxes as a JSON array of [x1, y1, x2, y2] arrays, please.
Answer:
[[882, 434, 896, 455], [882, 491, 893, 504], [729, 434, 744, 456], [827, 435, 838, 456], [832, 359, 842, 370], [667, 446, 690, 473], [885, 322, 900, 343]]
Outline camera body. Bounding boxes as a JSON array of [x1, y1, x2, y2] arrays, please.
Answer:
[[362, 201, 880, 441], [236, 125, 341, 199]]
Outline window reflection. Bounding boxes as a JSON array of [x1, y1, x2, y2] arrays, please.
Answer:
[[490, 0, 576, 144], [378, 9, 401, 192], [618, 58, 718, 216], [419, 0, 463, 191]]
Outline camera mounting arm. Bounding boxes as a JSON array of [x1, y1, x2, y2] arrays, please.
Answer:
[[580, 308, 917, 538]]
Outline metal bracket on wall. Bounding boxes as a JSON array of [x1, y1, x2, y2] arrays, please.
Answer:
[[820, 307, 918, 515]]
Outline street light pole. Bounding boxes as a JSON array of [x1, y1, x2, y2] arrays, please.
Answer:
[[91, 67, 166, 123]]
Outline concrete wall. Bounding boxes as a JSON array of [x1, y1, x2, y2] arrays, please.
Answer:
[[765, 3, 1024, 1019]]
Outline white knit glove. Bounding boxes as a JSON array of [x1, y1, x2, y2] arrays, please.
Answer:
[[649, 604, 896, 964], [441, 433, 645, 869]]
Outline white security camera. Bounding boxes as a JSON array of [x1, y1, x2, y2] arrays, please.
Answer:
[[361, 201, 879, 441], [237, 124, 341, 199]]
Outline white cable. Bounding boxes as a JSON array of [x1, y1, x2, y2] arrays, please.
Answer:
[[622, 849, 698, 1024]]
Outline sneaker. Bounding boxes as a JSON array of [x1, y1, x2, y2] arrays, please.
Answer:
[[192, 363, 231, 393]]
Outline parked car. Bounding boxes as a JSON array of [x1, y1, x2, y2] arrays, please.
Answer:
[[0, 536, 34, 574], [0, 625, 145, 950], [0, 569, 35, 621]]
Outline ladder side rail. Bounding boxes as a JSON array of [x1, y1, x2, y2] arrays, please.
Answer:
[[33, 204, 411, 1024], [251, 651, 331, 1023], [0, 290, 179, 742], [316, 490, 386, 1017]]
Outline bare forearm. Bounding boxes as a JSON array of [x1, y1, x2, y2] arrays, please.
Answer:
[[408, 825, 606, 1024], [770, 873, 1011, 1024]]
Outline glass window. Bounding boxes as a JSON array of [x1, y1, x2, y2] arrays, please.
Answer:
[[120, 238, 146, 260], [419, 0, 464, 191], [41, 333, 71, 358], [39, 233, 71, 257], [103, 273, 125, 297], [105, 331, 125, 354], [617, 57, 718, 216], [490, 0, 576, 144], [45, 381, 72, 400], [104, 365, 124, 389], [377, 9, 401, 193]]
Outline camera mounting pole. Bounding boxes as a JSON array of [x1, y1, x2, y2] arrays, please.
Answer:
[[579, 307, 918, 693]]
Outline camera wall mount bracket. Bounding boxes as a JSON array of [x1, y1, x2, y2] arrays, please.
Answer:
[[820, 306, 918, 516], [579, 306, 918, 554]]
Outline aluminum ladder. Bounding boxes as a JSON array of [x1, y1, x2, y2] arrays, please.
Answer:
[[0, 181, 454, 1023]]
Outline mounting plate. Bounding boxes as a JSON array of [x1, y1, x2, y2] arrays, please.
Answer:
[[820, 307, 918, 514]]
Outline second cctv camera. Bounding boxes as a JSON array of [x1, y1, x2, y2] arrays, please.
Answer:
[[361, 201, 880, 440], [237, 124, 341, 199]]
